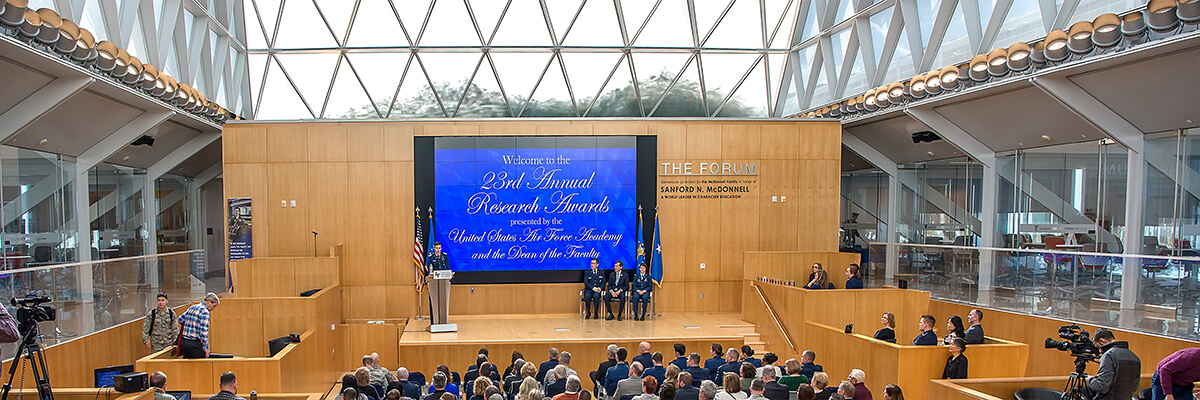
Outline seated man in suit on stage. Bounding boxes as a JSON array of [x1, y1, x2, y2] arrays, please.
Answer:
[[798, 351, 822, 380], [740, 346, 761, 368], [760, 367, 788, 400], [670, 344, 688, 370], [642, 352, 666, 385], [684, 353, 710, 387], [547, 365, 570, 398], [388, 368, 422, 400], [584, 259, 606, 319], [964, 309, 985, 345], [613, 362, 646, 400], [424, 372, 450, 400], [539, 348, 561, 383], [592, 345, 619, 392], [631, 263, 652, 320], [716, 349, 741, 377], [604, 347, 631, 397], [704, 344, 724, 378], [675, 373, 699, 400], [604, 261, 629, 321], [633, 342, 654, 371], [912, 315, 938, 346]]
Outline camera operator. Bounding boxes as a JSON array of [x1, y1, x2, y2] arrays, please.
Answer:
[[0, 305, 18, 356], [1086, 329, 1141, 400]]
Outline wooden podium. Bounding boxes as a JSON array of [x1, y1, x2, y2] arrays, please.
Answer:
[[426, 270, 456, 332]]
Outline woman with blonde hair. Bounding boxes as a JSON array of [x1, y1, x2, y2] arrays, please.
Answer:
[[804, 270, 834, 289], [469, 377, 490, 400], [777, 359, 809, 390], [662, 364, 681, 390], [714, 373, 747, 400], [811, 372, 833, 400], [518, 377, 541, 400]]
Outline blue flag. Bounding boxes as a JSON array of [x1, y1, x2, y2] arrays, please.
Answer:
[[426, 208, 436, 262], [635, 210, 646, 269], [650, 210, 663, 286]]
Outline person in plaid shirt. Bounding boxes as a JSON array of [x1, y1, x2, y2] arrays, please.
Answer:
[[178, 292, 220, 358]]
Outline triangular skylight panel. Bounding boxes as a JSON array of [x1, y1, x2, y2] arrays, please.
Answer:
[[767, 0, 799, 49], [809, 59, 832, 105], [716, 57, 767, 117], [419, 52, 485, 115], [930, 1, 971, 68], [586, 56, 640, 117], [869, 6, 894, 66], [490, 52, 556, 115], [274, 0, 338, 48], [650, 56, 704, 117], [705, 0, 763, 48], [469, 0, 509, 45], [389, 56, 444, 118], [456, 55, 513, 117], [695, 0, 733, 42], [544, 0, 585, 44], [274, 53, 339, 113], [561, 52, 625, 111], [560, 0, 624, 47], [701, 52, 760, 106], [766, 52, 789, 110], [798, 0, 819, 43], [523, 55, 576, 117], [631, 1, 693, 47], [324, 58, 375, 118], [313, 0, 356, 45], [393, 0, 435, 43], [421, 0, 484, 46], [881, 22, 915, 83], [842, 45, 868, 96], [629, 52, 692, 107], [490, 0, 553, 47], [345, 52, 410, 111], [254, 0, 284, 45], [991, 0, 1044, 51], [256, 57, 314, 119], [346, 0, 409, 47], [620, 0, 657, 43]]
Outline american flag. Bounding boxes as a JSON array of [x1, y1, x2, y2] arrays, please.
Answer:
[[414, 209, 427, 292]]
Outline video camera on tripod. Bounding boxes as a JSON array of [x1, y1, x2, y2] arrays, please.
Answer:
[[2, 293, 58, 400], [1045, 325, 1102, 400], [11, 295, 56, 328]]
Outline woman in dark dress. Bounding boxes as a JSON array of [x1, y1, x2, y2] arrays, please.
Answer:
[[942, 338, 968, 379], [873, 312, 896, 343], [943, 315, 966, 345]]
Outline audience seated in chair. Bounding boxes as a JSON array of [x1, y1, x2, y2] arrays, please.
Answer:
[[470, 376, 493, 400], [844, 265, 864, 289], [912, 315, 938, 346], [547, 352, 577, 386], [777, 359, 810, 390], [756, 353, 781, 378], [593, 345, 619, 393], [795, 385, 815, 400], [670, 344, 689, 370], [683, 353, 710, 387], [387, 368, 421, 400], [674, 373, 699, 400], [553, 376, 584, 400], [642, 352, 667, 385], [613, 362, 646, 400], [810, 373, 833, 400], [804, 270, 835, 290], [634, 343, 655, 372], [715, 373, 747, 400], [465, 348, 489, 377], [633, 376, 659, 400], [799, 351, 823, 380], [661, 365, 681, 395], [503, 360, 531, 399], [548, 365, 571, 398], [504, 351, 524, 378], [657, 382, 676, 400], [847, 369, 872, 400], [424, 372, 451, 400], [746, 379, 766, 400], [703, 344, 724, 378], [881, 384, 903, 400], [465, 354, 489, 384], [539, 348, 562, 383], [699, 381, 718, 400], [740, 346, 761, 368], [433, 365, 460, 396], [516, 377, 542, 400], [369, 353, 399, 387], [354, 367, 382, 400], [964, 309, 984, 345], [760, 367, 788, 400], [716, 349, 741, 377], [942, 338, 968, 380], [604, 347, 631, 396], [739, 363, 756, 393], [873, 313, 896, 343]]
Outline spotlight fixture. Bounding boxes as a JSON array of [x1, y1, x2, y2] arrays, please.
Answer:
[[874, 85, 889, 107], [910, 74, 928, 98], [71, 27, 95, 62], [1122, 10, 1149, 43], [863, 89, 879, 111], [925, 70, 943, 95], [1091, 14, 1123, 47], [1007, 42, 1032, 71], [1068, 21, 1095, 53], [911, 131, 942, 144], [122, 55, 143, 84], [855, 95, 867, 112], [939, 65, 960, 90], [1030, 41, 1047, 65], [1179, 0, 1200, 25], [51, 17, 78, 55], [109, 48, 130, 79], [17, 9, 39, 39], [828, 103, 841, 117], [1147, 0, 1180, 31], [888, 82, 905, 104], [968, 54, 989, 81], [33, 8, 60, 45], [986, 48, 1009, 76], [1044, 30, 1070, 62], [139, 64, 159, 91], [94, 40, 118, 72], [0, 0, 27, 28]]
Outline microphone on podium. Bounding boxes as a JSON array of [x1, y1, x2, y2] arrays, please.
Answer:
[[311, 231, 318, 257]]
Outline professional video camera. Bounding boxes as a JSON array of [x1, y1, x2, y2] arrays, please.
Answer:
[[1, 293, 57, 400], [11, 294, 56, 327], [1045, 325, 1101, 400]]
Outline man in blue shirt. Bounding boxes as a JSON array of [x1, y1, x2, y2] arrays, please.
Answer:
[[798, 350, 823, 380], [632, 342, 653, 370], [684, 353, 710, 387], [538, 348, 560, 383], [604, 347, 630, 396], [704, 343, 725, 378], [641, 352, 666, 385], [670, 343, 688, 370], [740, 346, 761, 368], [913, 315, 938, 346], [716, 348, 741, 377]]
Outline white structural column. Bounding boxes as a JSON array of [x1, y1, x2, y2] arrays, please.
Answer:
[[842, 131, 901, 281]]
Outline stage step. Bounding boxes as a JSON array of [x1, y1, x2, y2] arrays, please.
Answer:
[[719, 324, 759, 335]]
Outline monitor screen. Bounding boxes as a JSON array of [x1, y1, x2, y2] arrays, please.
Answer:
[[167, 391, 192, 400], [94, 364, 134, 388]]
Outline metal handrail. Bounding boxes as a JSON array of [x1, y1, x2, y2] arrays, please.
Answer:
[[749, 282, 796, 352], [870, 241, 1200, 262], [2, 249, 204, 274]]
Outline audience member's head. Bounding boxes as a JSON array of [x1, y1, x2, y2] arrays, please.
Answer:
[[739, 345, 754, 358], [724, 348, 739, 362], [678, 372, 693, 387], [372, 352, 381, 367], [968, 309, 983, 326], [480, 362, 493, 378], [474, 377, 490, 396], [796, 384, 815, 400], [652, 352, 664, 366], [739, 362, 755, 379], [813, 270, 829, 287], [920, 315, 936, 332], [549, 347, 560, 360], [829, 395, 845, 400], [882, 312, 895, 328], [440, 393, 454, 400], [837, 381, 854, 397], [387, 389, 401, 400], [659, 383, 676, 400], [710, 343, 723, 358], [948, 316, 965, 335], [812, 372, 829, 391], [664, 364, 681, 383], [437, 365, 451, 379], [150, 372, 167, 389], [801, 350, 816, 364], [485, 385, 500, 399], [560, 351, 572, 366], [722, 372, 740, 393], [785, 359, 801, 375], [355, 367, 371, 387], [521, 360, 538, 378], [489, 395, 503, 400], [220, 372, 238, 393], [511, 359, 525, 377], [478, 347, 489, 357], [848, 369, 865, 385], [617, 347, 629, 362], [847, 264, 860, 279], [699, 381, 718, 400], [565, 376, 582, 394], [579, 390, 592, 400], [950, 338, 966, 356], [518, 377, 539, 400], [342, 375, 358, 391], [641, 342, 652, 354], [673, 343, 686, 357], [608, 346, 619, 361], [553, 365, 568, 381], [749, 378, 765, 395], [883, 384, 904, 400], [762, 353, 778, 366], [631, 361, 644, 377], [511, 351, 524, 365], [687, 352, 700, 366], [431, 372, 448, 390], [811, 263, 823, 274], [761, 365, 777, 381], [476, 354, 489, 368], [642, 376, 658, 395], [397, 367, 409, 381], [342, 388, 358, 400], [363, 355, 374, 367], [1094, 328, 1116, 347]]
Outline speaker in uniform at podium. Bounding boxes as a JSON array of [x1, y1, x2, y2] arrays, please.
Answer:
[[426, 242, 456, 333]]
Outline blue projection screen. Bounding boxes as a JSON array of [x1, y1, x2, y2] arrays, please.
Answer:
[[433, 137, 637, 272]]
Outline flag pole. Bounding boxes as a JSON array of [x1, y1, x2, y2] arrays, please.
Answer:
[[415, 208, 427, 321], [652, 205, 661, 318]]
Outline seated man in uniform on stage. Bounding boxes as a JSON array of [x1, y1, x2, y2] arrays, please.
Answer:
[[604, 347, 631, 397], [684, 353, 711, 387], [584, 259, 606, 319], [670, 344, 689, 370], [633, 342, 654, 370], [704, 344, 724, 378], [604, 261, 629, 321], [631, 263, 652, 320], [642, 352, 667, 385]]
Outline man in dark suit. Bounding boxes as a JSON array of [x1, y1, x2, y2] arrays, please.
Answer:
[[669, 343, 688, 370], [604, 261, 629, 320], [798, 350, 823, 380], [913, 315, 938, 346], [428, 242, 450, 271], [538, 348, 561, 383], [761, 367, 789, 400], [604, 347, 630, 397], [641, 352, 666, 385], [683, 353, 710, 387], [740, 346, 761, 368], [675, 373, 700, 400], [545, 365, 569, 398], [388, 368, 421, 399], [716, 348, 741, 376], [464, 354, 489, 383], [583, 259, 605, 319], [422, 372, 449, 400], [964, 309, 985, 344], [704, 344, 724, 378], [632, 342, 653, 370], [591, 345, 618, 393]]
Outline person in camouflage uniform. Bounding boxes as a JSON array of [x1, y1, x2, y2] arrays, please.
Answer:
[[142, 292, 179, 353], [366, 354, 398, 387]]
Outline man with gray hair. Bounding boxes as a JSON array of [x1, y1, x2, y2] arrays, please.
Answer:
[[539, 348, 562, 383], [387, 368, 420, 399], [761, 365, 788, 400], [846, 369, 871, 400], [698, 381, 718, 400], [592, 345, 619, 393], [836, 382, 855, 399], [547, 365, 570, 397], [746, 379, 766, 400], [178, 292, 220, 358], [423, 372, 448, 400], [547, 351, 577, 386], [613, 361, 645, 400], [553, 375, 583, 400], [149, 372, 173, 400]]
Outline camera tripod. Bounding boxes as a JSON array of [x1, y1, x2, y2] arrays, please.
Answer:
[[1060, 357, 1093, 400], [1, 321, 54, 400]]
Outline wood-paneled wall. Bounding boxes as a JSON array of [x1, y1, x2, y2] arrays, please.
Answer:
[[229, 257, 339, 298], [223, 120, 843, 318], [742, 252, 863, 285], [208, 285, 342, 357]]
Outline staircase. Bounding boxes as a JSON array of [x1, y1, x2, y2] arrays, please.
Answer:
[[720, 323, 768, 355]]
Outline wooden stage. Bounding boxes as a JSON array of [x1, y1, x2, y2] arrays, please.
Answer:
[[390, 313, 758, 376]]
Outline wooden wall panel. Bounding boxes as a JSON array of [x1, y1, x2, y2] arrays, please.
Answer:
[[267, 163, 310, 256], [346, 285, 388, 320], [211, 299, 267, 356], [760, 125, 801, 160], [267, 125, 307, 163], [308, 163, 348, 256], [347, 124, 387, 162], [346, 323, 402, 370], [656, 123, 687, 159], [383, 124, 415, 161], [225, 125, 268, 163], [307, 123, 348, 162]]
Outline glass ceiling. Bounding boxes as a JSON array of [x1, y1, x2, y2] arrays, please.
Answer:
[[245, 0, 1143, 120]]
